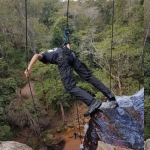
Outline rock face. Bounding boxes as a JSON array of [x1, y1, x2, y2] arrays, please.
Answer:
[[97, 141, 133, 150], [0, 141, 33, 150], [145, 139, 150, 150], [84, 88, 144, 150]]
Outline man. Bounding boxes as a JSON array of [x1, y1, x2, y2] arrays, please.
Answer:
[[24, 44, 117, 117], [74, 132, 78, 139]]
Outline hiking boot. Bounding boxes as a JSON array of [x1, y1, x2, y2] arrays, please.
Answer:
[[108, 96, 119, 107], [109, 96, 116, 101], [107, 93, 119, 108], [108, 100, 119, 108], [84, 99, 101, 117], [107, 93, 116, 101]]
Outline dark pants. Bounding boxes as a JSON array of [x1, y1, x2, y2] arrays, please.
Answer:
[[57, 47, 112, 106]]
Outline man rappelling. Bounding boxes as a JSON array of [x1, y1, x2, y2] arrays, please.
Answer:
[[24, 43, 118, 117]]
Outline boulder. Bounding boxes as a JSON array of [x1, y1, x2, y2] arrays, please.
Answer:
[[84, 88, 144, 150], [97, 141, 133, 150], [0, 141, 33, 150], [145, 139, 150, 150]]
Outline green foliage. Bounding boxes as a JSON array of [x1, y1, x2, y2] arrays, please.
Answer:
[[32, 62, 73, 111], [0, 0, 147, 143], [44, 138, 53, 145], [0, 97, 13, 140], [26, 134, 42, 149], [0, 58, 9, 78], [144, 43, 150, 95], [0, 125, 13, 140], [144, 42, 150, 140], [39, 0, 61, 29], [50, 16, 66, 47]]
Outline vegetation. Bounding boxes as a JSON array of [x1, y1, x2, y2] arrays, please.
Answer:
[[0, 0, 148, 147], [144, 0, 150, 140]]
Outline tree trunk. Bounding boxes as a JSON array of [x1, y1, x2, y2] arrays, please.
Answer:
[[60, 102, 65, 123], [117, 77, 122, 95]]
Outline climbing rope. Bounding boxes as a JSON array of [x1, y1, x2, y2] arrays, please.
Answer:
[[63, 0, 71, 45], [110, 0, 115, 92], [25, 0, 42, 138], [75, 100, 83, 144], [139, 23, 150, 89], [63, 0, 82, 144]]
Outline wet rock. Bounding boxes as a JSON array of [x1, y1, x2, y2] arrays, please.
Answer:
[[84, 88, 144, 150], [0, 141, 33, 150]]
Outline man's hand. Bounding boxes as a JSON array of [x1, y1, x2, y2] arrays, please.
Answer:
[[66, 44, 71, 49], [24, 54, 42, 78], [24, 70, 31, 78]]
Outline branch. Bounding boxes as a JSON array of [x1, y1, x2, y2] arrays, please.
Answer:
[[80, 51, 116, 79]]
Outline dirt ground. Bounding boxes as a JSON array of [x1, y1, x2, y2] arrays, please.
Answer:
[[13, 82, 87, 150], [14, 129, 84, 150], [61, 130, 84, 150]]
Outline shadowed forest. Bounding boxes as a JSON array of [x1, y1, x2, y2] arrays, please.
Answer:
[[0, 0, 150, 149]]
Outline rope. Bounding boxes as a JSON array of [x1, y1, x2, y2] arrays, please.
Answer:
[[110, 0, 114, 92], [25, 0, 28, 68], [65, 0, 82, 144], [63, 0, 70, 45], [75, 100, 82, 144], [63, 0, 82, 144], [139, 23, 150, 89], [66, 0, 69, 28], [25, 0, 42, 138]]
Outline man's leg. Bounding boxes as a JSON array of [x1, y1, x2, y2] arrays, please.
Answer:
[[57, 50, 101, 116], [72, 55, 115, 101]]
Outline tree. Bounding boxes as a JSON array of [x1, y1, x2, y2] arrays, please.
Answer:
[[79, 0, 144, 95], [39, 0, 61, 29]]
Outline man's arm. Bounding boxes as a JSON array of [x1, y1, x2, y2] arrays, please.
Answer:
[[24, 53, 43, 77]]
